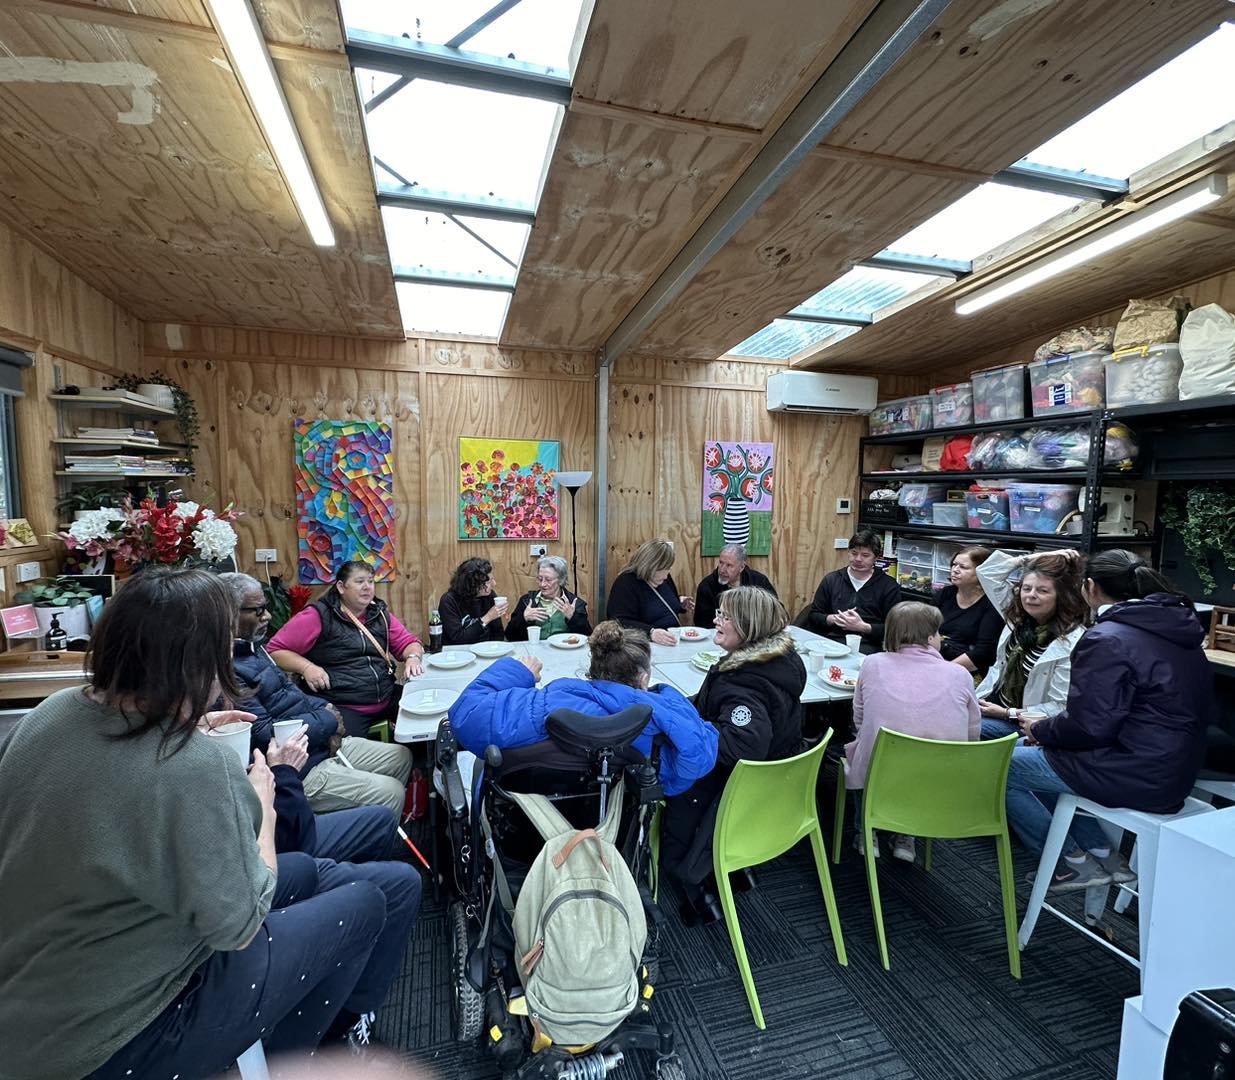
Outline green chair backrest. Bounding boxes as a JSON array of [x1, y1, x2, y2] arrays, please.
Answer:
[[864, 730, 1017, 839], [714, 735, 830, 869]]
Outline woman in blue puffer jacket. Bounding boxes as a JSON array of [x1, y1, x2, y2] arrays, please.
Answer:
[[449, 620, 718, 796]]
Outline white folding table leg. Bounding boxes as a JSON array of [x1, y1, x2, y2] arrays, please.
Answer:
[[236, 1041, 270, 1080], [1019, 794, 1077, 950]]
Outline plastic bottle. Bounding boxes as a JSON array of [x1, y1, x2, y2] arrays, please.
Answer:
[[45, 614, 68, 652], [429, 609, 443, 654]]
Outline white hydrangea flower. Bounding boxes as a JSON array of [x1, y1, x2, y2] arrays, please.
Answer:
[[172, 501, 200, 518], [192, 517, 238, 562], [67, 507, 126, 544]]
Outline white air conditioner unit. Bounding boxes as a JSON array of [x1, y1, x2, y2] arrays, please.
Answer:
[[766, 371, 878, 414]]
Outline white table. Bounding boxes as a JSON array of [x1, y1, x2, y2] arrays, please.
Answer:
[[395, 625, 860, 742]]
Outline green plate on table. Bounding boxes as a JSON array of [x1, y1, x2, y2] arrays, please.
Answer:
[[691, 650, 723, 672]]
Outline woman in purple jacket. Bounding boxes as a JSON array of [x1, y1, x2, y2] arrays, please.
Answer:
[[1006, 550, 1214, 892]]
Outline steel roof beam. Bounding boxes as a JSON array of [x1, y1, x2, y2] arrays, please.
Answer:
[[858, 252, 972, 278], [392, 268, 515, 292], [377, 183, 536, 225], [996, 162, 1129, 203], [782, 310, 872, 327]]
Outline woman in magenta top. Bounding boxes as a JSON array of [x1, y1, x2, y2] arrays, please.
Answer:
[[844, 601, 980, 862], [268, 561, 424, 736]]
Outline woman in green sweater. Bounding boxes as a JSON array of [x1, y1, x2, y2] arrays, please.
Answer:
[[0, 567, 388, 1080]]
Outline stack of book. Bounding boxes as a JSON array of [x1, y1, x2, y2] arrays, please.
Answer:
[[64, 455, 147, 473], [75, 426, 160, 445]]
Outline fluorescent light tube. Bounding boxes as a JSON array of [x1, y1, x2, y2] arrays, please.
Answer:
[[204, 0, 336, 247], [955, 174, 1227, 315]]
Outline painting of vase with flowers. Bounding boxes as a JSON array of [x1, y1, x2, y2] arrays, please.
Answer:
[[701, 441, 774, 556]]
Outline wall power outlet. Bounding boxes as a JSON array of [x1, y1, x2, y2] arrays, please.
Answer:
[[255, 548, 278, 563], [16, 561, 42, 582], [529, 544, 547, 557]]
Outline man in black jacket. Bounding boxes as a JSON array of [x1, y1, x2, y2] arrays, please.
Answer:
[[807, 530, 901, 654], [693, 543, 777, 629]]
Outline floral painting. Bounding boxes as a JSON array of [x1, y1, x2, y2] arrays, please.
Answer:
[[295, 419, 395, 583], [459, 438, 560, 540], [702, 441, 774, 556]]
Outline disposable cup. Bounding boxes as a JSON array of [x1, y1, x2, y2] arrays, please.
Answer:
[[207, 721, 252, 767], [1021, 711, 1047, 725], [845, 634, 862, 653], [273, 719, 301, 747], [494, 596, 508, 608], [527, 627, 541, 643]]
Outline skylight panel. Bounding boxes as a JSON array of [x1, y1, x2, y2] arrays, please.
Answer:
[[792, 266, 946, 318], [362, 77, 560, 206], [382, 207, 530, 280], [396, 282, 511, 337], [887, 183, 1082, 262], [1021, 23, 1235, 180], [729, 320, 860, 361]]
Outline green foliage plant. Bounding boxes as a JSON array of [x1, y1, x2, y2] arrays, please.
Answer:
[[1160, 482, 1235, 595]]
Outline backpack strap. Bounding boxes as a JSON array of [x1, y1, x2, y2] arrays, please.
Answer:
[[508, 780, 626, 846], [596, 779, 625, 846]]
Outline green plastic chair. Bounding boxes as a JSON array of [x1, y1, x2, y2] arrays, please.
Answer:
[[368, 720, 391, 743], [858, 729, 1020, 977], [712, 732, 847, 1029]]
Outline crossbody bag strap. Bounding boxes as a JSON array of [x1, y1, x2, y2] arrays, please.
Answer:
[[646, 581, 680, 622], [343, 606, 398, 669]]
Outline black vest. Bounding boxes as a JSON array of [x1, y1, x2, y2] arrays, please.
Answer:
[[306, 593, 397, 708]]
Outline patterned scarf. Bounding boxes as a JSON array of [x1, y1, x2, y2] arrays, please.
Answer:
[[993, 621, 1054, 708]]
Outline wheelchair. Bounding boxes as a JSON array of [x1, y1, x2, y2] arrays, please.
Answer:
[[436, 705, 686, 1080]]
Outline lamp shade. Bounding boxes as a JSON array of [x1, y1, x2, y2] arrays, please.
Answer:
[[555, 471, 593, 489]]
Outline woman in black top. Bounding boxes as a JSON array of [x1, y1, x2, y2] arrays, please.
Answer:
[[936, 546, 1003, 678], [605, 538, 694, 645], [440, 558, 507, 645]]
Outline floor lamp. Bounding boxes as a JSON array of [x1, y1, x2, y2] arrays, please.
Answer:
[[555, 471, 592, 598]]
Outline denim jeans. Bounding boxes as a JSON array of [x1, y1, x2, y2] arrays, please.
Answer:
[[1005, 745, 1109, 858], [313, 805, 398, 863], [981, 717, 1019, 741]]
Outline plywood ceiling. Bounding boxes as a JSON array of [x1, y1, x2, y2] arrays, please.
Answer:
[[504, 0, 1235, 362], [0, 0, 400, 338]]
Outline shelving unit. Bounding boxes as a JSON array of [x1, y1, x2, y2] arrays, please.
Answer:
[[49, 390, 176, 419]]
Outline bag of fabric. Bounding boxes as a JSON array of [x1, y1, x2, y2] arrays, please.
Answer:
[[1178, 304, 1235, 400], [1033, 325, 1115, 362], [510, 782, 646, 1045], [1112, 296, 1190, 351], [939, 435, 974, 472]]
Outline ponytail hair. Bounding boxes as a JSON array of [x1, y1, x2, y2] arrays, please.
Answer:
[[1085, 549, 1187, 605]]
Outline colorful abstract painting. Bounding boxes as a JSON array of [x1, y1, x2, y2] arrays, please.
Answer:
[[702, 441, 774, 556], [459, 438, 560, 540], [295, 418, 395, 583]]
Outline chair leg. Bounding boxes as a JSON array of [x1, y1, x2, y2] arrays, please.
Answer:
[[1113, 840, 1137, 915], [863, 824, 891, 970], [236, 1040, 270, 1080], [923, 837, 933, 873], [994, 832, 1022, 979], [715, 863, 764, 1029], [1018, 795, 1077, 950], [1133, 828, 1160, 985], [808, 825, 847, 966], [832, 768, 847, 865]]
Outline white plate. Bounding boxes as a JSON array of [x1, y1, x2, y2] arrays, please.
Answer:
[[403, 689, 460, 716], [547, 633, 588, 649], [469, 640, 513, 658], [425, 650, 475, 670], [806, 640, 851, 659], [820, 674, 858, 691], [678, 627, 710, 643], [691, 650, 723, 672]]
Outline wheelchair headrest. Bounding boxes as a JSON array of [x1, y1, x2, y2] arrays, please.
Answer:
[[545, 704, 652, 754]]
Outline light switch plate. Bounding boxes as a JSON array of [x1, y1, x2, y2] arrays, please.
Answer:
[[833, 539, 849, 550], [836, 497, 852, 514], [16, 561, 42, 582]]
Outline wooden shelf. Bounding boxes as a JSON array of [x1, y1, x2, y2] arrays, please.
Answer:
[[56, 471, 191, 482], [859, 521, 1156, 549], [52, 437, 188, 454], [860, 469, 1141, 483], [862, 411, 1101, 445], [50, 391, 176, 419]]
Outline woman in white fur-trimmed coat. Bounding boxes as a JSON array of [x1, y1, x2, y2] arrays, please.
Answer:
[[660, 586, 806, 920]]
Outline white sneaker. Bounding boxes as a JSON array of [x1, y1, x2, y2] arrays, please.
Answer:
[[853, 831, 879, 858], [891, 835, 916, 863], [346, 1011, 375, 1054]]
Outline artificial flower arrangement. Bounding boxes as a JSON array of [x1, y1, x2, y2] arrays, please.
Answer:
[[58, 498, 241, 567]]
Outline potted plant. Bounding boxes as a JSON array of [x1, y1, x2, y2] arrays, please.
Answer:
[[55, 485, 124, 522], [29, 577, 95, 641], [1160, 482, 1235, 597], [113, 373, 199, 472]]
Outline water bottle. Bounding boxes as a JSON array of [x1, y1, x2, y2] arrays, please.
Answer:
[[429, 609, 443, 654], [45, 614, 68, 652]]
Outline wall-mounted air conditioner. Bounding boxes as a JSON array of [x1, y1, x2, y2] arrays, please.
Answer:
[[766, 371, 878, 414]]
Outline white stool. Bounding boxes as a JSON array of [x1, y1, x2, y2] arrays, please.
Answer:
[[236, 1040, 269, 1080], [1018, 794, 1216, 984], [1111, 778, 1235, 916]]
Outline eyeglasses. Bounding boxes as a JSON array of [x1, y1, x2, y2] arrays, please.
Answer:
[[239, 604, 269, 616], [713, 612, 733, 625]]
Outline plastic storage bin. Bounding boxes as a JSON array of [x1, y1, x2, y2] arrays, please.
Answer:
[[868, 394, 933, 436], [929, 383, 974, 427], [972, 363, 1027, 422], [895, 540, 935, 563], [896, 559, 935, 593], [897, 483, 950, 524], [931, 502, 968, 527], [1008, 482, 1081, 535], [1028, 351, 1107, 416], [965, 489, 1010, 531], [1104, 344, 1183, 407]]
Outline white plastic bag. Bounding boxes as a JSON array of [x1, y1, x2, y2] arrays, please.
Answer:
[[1178, 304, 1235, 400]]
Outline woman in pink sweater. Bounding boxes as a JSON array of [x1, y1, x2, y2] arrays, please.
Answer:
[[845, 601, 980, 862]]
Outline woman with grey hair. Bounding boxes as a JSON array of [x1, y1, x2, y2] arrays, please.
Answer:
[[505, 554, 593, 641]]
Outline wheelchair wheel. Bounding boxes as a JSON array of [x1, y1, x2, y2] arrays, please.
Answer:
[[449, 901, 484, 1042], [656, 1053, 687, 1080]]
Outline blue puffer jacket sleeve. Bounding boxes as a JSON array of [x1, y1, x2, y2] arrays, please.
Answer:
[[450, 657, 542, 753], [637, 684, 718, 795]]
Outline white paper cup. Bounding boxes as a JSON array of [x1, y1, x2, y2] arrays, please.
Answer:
[[494, 596, 508, 608], [272, 719, 301, 747], [1021, 710, 1047, 725], [207, 721, 252, 767], [527, 627, 541, 643], [845, 634, 862, 653]]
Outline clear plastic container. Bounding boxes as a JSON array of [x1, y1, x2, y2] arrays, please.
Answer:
[[868, 394, 933, 436], [931, 502, 967, 527], [972, 363, 1026, 422], [1104, 343, 1183, 407], [897, 483, 950, 524], [965, 489, 1010, 531], [929, 383, 974, 427], [1008, 482, 1082, 535], [1028, 351, 1107, 416], [896, 559, 935, 593], [895, 540, 935, 563], [934, 541, 962, 570]]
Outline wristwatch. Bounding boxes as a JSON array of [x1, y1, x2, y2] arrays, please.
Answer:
[[1007, 708, 1020, 722]]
